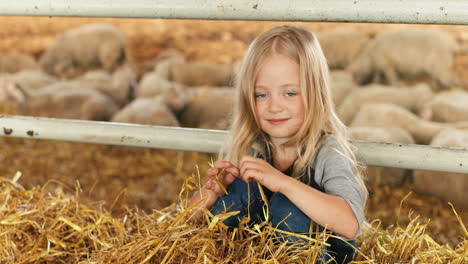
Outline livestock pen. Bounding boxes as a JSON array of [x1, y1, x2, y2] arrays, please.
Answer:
[[0, 0, 467, 263]]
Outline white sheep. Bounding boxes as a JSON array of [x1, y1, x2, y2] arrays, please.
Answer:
[[135, 72, 188, 113], [350, 103, 449, 144], [316, 28, 370, 69], [155, 60, 234, 87], [11, 70, 57, 91], [137, 48, 186, 78], [40, 24, 128, 78], [349, 126, 414, 186], [179, 87, 235, 130], [77, 64, 136, 107], [330, 70, 358, 107], [347, 29, 461, 90], [111, 97, 180, 127], [0, 78, 118, 120], [413, 129, 468, 209], [338, 83, 433, 124], [0, 52, 38, 73], [430, 89, 468, 122]]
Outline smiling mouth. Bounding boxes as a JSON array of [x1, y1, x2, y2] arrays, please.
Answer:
[[268, 118, 289, 125]]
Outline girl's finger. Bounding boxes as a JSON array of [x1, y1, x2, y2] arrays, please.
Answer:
[[241, 168, 258, 183], [214, 160, 233, 169], [205, 179, 213, 189], [207, 167, 218, 177], [224, 167, 239, 177], [240, 161, 262, 176]]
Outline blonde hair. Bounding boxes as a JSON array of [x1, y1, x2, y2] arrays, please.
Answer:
[[220, 25, 367, 203]]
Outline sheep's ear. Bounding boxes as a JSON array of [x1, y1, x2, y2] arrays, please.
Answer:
[[5, 82, 27, 104]]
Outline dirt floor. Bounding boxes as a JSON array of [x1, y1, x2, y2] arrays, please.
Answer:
[[0, 16, 467, 247]]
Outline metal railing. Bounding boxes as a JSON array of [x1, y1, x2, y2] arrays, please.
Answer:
[[0, 0, 467, 25], [1, 115, 468, 174]]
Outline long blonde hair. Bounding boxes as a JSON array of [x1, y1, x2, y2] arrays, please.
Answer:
[[221, 25, 367, 203]]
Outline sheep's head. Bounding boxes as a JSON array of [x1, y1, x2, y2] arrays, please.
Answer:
[[346, 52, 374, 85], [40, 51, 77, 78]]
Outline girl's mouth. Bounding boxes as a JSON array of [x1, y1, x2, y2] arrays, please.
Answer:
[[268, 118, 288, 125]]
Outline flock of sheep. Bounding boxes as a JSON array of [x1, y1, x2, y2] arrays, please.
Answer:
[[0, 23, 467, 209]]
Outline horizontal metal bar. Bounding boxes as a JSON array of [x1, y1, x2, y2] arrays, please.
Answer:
[[0, 115, 226, 154], [1, 115, 468, 174], [0, 0, 467, 25]]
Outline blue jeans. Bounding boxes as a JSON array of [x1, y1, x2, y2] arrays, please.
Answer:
[[211, 179, 355, 263]]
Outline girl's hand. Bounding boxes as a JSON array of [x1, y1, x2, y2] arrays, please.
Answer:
[[239, 155, 288, 193], [205, 160, 239, 197]]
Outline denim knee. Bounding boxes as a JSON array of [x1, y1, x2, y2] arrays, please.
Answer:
[[323, 237, 356, 264], [211, 179, 265, 227], [269, 192, 315, 240]]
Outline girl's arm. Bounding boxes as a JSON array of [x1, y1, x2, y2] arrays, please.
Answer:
[[239, 155, 359, 239], [280, 177, 359, 239]]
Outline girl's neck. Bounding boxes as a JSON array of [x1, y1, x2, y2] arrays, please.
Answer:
[[271, 144, 297, 172]]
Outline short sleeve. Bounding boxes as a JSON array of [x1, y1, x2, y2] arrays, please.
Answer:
[[315, 140, 365, 238]]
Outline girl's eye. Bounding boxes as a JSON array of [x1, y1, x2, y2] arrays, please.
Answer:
[[285, 92, 297, 97], [255, 93, 267, 98]]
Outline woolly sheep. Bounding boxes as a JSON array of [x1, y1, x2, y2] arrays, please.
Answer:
[[330, 70, 357, 107], [413, 129, 468, 209], [430, 89, 468, 122], [111, 97, 179, 127], [316, 28, 370, 69], [0, 78, 118, 120], [338, 83, 433, 124], [179, 87, 235, 130], [11, 70, 57, 91], [347, 29, 460, 90], [135, 72, 188, 113], [77, 64, 136, 107], [349, 126, 414, 185], [40, 24, 128, 78], [137, 48, 186, 78], [350, 103, 449, 144], [155, 60, 234, 87], [0, 52, 38, 73]]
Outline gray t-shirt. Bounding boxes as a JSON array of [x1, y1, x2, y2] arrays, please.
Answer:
[[311, 136, 365, 238]]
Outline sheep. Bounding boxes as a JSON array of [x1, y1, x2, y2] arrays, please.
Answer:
[[179, 87, 235, 130], [11, 70, 57, 91], [338, 83, 433, 124], [0, 78, 118, 120], [430, 89, 468, 122], [39, 23, 128, 78], [316, 28, 370, 69], [111, 97, 180, 127], [110, 64, 137, 106], [347, 29, 460, 90], [137, 48, 186, 78], [330, 70, 357, 107], [135, 72, 188, 113], [0, 52, 38, 73], [77, 64, 136, 107], [413, 129, 468, 209], [154, 60, 234, 87], [350, 103, 449, 144], [349, 126, 414, 186]]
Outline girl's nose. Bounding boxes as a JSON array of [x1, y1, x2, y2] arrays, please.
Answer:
[[268, 96, 283, 112]]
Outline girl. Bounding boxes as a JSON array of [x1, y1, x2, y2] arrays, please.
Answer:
[[189, 25, 367, 263]]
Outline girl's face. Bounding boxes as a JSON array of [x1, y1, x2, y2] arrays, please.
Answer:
[[254, 53, 304, 146]]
